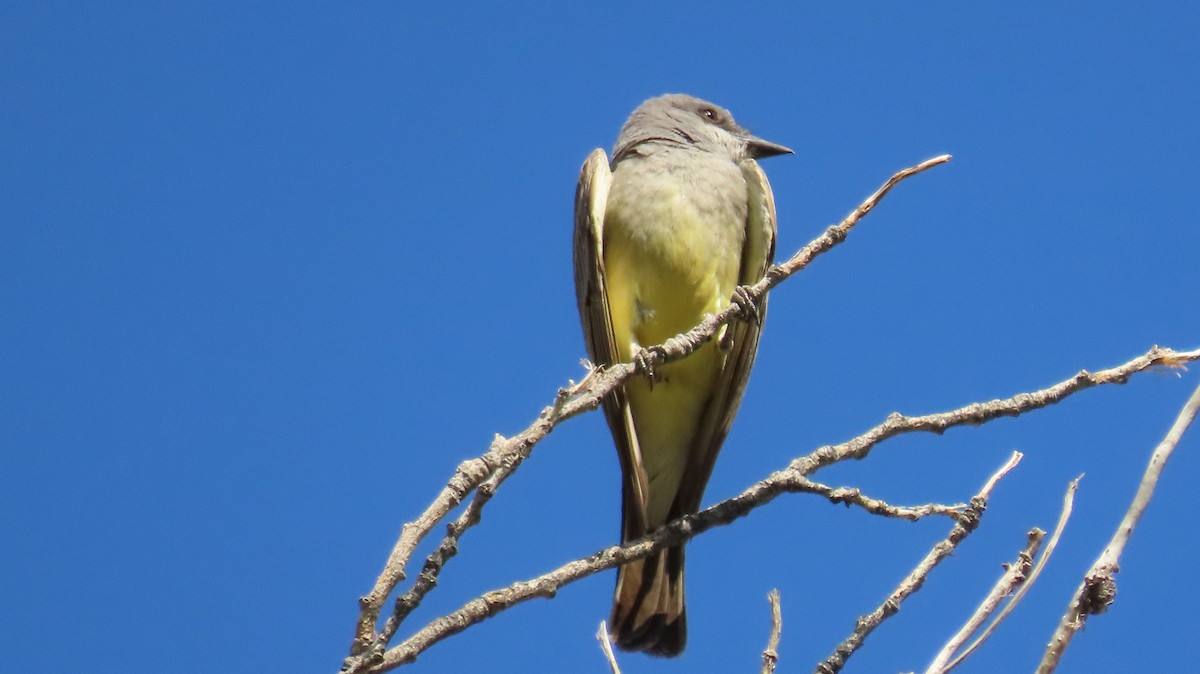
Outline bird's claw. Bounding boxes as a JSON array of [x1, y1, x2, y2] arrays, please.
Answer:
[[730, 285, 761, 325], [635, 346, 667, 387]]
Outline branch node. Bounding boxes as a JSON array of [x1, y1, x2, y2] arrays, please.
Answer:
[[1082, 575, 1117, 615]]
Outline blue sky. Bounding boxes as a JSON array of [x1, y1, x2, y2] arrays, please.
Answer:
[[3, 3, 1198, 673]]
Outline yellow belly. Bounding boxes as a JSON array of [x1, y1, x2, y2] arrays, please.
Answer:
[[603, 176, 743, 526]]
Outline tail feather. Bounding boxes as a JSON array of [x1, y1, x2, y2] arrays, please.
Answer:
[[610, 543, 687, 656]]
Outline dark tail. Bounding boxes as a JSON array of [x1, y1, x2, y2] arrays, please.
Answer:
[[609, 542, 686, 656]]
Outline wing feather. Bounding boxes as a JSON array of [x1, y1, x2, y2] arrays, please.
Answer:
[[573, 149, 652, 537], [671, 159, 778, 517]]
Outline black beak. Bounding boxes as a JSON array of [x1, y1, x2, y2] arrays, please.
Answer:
[[746, 135, 794, 159]]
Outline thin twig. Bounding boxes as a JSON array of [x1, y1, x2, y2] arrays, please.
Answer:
[[795, 346, 1198, 477], [925, 528, 1045, 674], [376, 465, 508, 647], [942, 476, 1079, 671], [799, 476, 966, 521], [815, 451, 1023, 674], [596, 621, 621, 674], [762, 590, 783, 674], [345, 155, 954, 661], [927, 471, 1083, 673], [1037, 382, 1200, 673]]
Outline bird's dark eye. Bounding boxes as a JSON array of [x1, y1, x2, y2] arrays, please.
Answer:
[[699, 107, 720, 123]]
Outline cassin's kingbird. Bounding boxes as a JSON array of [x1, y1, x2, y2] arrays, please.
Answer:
[[573, 94, 791, 656]]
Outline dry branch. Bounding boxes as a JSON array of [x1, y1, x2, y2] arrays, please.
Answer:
[[762, 590, 783, 674], [925, 528, 1045, 674], [1036, 382, 1200, 673], [341, 150, 1200, 674], [927, 472, 1082, 673], [344, 346, 1198, 673], [345, 155, 953, 666], [596, 620, 622, 674], [816, 452, 1022, 674]]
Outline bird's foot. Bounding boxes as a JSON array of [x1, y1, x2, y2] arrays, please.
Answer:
[[730, 285, 761, 325], [634, 346, 667, 387]]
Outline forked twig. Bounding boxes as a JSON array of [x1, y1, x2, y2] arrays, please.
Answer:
[[928, 474, 1082, 673], [815, 452, 1022, 674]]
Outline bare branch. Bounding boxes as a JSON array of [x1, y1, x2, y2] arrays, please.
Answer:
[[794, 346, 1199, 477], [340, 151, 1200, 674], [815, 451, 1022, 674], [346, 155, 954, 660], [349, 401, 563, 657], [946, 476, 1080, 668], [761, 590, 783, 674], [562, 154, 956, 421], [798, 476, 965, 521], [596, 621, 622, 674], [925, 528, 1045, 674], [1037, 382, 1200, 673], [928, 471, 1083, 673], [344, 349, 1197, 673], [377, 462, 510, 646]]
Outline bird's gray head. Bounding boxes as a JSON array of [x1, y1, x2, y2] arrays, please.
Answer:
[[612, 94, 792, 164]]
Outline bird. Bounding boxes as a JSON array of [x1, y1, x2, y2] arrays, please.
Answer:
[[573, 93, 791, 656]]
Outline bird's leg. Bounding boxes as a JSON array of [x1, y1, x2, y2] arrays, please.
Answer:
[[729, 285, 761, 325], [634, 345, 667, 387], [719, 285, 760, 350]]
